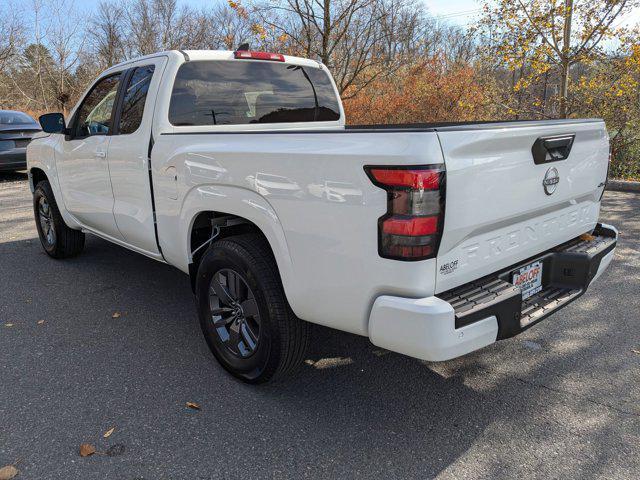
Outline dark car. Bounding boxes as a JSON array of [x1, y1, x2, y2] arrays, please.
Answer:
[[0, 110, 41, 172]]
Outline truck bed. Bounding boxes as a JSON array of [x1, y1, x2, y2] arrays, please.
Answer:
[[346, 118, 603, 132], [164, 118, 602, 135]]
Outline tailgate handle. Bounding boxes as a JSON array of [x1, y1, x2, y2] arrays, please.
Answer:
[[532, 134, 575, 164]]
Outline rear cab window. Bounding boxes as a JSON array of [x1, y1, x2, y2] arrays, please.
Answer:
[[168, 60, 341, 126]]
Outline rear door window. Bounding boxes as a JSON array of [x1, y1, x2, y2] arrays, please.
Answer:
[[169, 60, 341, 126], [119, 65, 155, 135]]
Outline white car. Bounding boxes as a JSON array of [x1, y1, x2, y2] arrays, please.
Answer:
[[28, 49, 617, 383]]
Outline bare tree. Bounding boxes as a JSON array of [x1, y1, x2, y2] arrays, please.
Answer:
[[118, 0, 213, 54], [44, 0, 88, 113], [125, 0, 158, 55], [90, 1, 127, 68], [0, 1, 24, 71], [4, 0, 53, 112], [209, 2, 254, 50], [253, 0, 418, 96]]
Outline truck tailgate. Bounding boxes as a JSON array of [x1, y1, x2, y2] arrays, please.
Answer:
[[435, 120, 609, 293]]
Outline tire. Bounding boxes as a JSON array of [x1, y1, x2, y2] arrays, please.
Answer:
[[195, 233, 310, 384], [33, 180, 85, 259]]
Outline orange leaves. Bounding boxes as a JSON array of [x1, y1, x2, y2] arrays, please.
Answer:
[[0, 465, 18, 480], [228, 0, 249, 20], [79, 443, 96, 457], [251, 23, 267, 40], [343, 56, 488, 126]]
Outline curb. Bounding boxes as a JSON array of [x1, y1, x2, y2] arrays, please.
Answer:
[[606, 179, 640, 193]]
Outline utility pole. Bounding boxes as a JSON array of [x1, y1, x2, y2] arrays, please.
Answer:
[[559, 0, 573, 118]]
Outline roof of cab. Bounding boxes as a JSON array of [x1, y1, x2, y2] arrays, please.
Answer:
[[182, 50, 322, 68], [106, 49, 322, 74]]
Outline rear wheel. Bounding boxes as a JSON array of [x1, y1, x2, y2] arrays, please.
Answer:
[[195, 233, 310, 384], [33, 180, 85, 258]]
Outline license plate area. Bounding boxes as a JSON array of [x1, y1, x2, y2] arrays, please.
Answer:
[[511, 261, 543, 300]]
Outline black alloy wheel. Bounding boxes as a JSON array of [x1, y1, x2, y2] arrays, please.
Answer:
[[33, 179, 84, 258], [195, 234, 310, 384], [209, 268, 261, 358], [37, 195, 56, 248]]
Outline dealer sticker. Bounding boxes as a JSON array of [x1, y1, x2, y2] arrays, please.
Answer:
[[512, 261, 543, 300]]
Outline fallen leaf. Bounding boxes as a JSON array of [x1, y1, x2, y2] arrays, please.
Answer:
[[4, 324, 13, 328], [79, 443, 96, 457], [37, 320, 45, 325], [579, 233, 595, 242], [111, 312, 121, 318], [103, 427, 115, 438], [0, 465, 18, 480], [186, 402, 201, 410]]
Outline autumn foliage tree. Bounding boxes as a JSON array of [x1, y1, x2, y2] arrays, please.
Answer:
[[343, 55, 487, 124], [574, 39, 640, 178], [477, 0, 639, 118], [1, 0, 639, 178]]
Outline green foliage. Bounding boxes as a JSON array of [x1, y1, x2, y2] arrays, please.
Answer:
[[610, 141, 640, 180]]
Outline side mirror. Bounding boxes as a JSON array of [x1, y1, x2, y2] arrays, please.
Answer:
[[39, 113, 67, 134]]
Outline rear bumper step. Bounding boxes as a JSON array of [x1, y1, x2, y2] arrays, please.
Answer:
[[439, 223, 617, 339], [367, 223, 616, 362]]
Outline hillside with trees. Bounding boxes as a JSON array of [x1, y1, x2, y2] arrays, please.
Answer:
[[0, 0, 638, 177]]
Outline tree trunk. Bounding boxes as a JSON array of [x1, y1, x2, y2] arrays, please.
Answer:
[[559, 0, 573, 118], [321, 0, 330, 65]]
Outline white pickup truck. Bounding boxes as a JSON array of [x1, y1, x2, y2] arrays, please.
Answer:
[[28, 49, 617, 383]]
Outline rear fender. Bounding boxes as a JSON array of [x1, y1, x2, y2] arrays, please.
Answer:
[[171, 185, 298, 312]]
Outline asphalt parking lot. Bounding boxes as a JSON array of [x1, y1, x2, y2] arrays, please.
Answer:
[[1, 171, 639, 479]]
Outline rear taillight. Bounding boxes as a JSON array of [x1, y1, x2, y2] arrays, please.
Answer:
[[365, 165, 446, 261], [234, 50, 285, 62]]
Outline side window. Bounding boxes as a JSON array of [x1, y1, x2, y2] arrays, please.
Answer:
[[73, 74, 121, 138], [119, 65, 155, 135]]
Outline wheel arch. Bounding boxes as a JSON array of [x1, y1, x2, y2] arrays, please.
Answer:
[[188, 211, 280, 291], [29, 164, 79, 230], [178, 186, 297, 314], [29, 166, 48, 190]]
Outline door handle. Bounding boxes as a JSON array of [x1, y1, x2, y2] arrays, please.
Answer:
[[94, 150, 107, 159], [531, 134, 575, 164]]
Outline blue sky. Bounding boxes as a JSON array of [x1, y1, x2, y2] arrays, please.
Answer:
[[180, 0, 638, 28], [179, 0, 484, 26], [4, 0, 638, 33]]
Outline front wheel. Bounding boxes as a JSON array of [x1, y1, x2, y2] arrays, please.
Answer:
[[33, 180, 85, 258], [195, 233, 310, 384]]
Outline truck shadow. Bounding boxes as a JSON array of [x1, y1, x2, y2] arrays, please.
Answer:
[[0, 170, 28, 183], [1, 190, 637, 478]]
